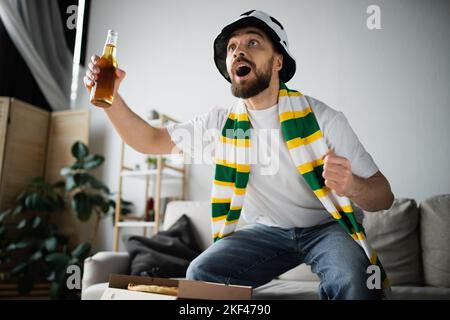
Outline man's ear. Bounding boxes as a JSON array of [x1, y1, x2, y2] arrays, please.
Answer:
[[274, 53, 283, 72]]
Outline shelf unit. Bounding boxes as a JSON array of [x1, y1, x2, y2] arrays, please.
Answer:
[[113, 114, 187, 251]]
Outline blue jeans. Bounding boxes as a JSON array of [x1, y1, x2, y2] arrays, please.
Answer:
[[186, 221, 381, 300]]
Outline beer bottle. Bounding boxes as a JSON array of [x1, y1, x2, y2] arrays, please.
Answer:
[[90, 29, 118, 108]]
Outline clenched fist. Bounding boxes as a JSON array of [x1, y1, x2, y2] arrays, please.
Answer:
[[322, 150, 356, 197]]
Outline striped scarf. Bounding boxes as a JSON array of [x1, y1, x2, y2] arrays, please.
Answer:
[[211, 81, 391, 297]]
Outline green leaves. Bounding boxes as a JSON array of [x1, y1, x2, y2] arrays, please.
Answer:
[[12, 205, 23, 216], [65, 173, 89, 192], [7, 240, 32, 251], [87, 175, 110, 194], [0, 209, 11, 223], [65, 174, 76, 191], [64, 172, 110, 195], [31, 216, 41, 229], [110, 197, 133, 216], [16, 215, 45, 232], [0, 142, 103, 299], [70, 141, 104, 170], [84, 154, 104, 170], [60, 167, 72, 177], [45, 237, 58, 252], [73, 173, 90, 186], [72, 192, 92, 221], [71, 141, 89, 160], [25, 192, 39, 209], [0, 225, 5, 237], [63, 141, 119, 233], [17, 219, 27, 230], [10, 177, 65, 214], [52, 180, 66, 189], [10, 262, 28, 276], [45, 252, 71, 280], [22, 191, 62, 212], [60, 141, 113, 225], [71, 242, 91, 260], [30, 250, 43, 261], [71, 191, 113, 221], [43, 240, 90, 299], [45, 252, 70, 266]]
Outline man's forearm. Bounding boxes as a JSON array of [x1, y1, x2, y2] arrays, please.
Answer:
[[103, 93, 160, 154], [347, 173, 394, 212]]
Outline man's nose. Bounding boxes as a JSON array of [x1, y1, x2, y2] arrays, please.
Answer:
[[232, 44, 247, 59]]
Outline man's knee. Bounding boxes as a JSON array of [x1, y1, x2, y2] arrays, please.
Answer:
[[186, 257, 204, 281], [321, 264, 381, 300], [186, 254, 226, 284]]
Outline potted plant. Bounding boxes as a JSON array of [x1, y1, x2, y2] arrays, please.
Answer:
[[60, 141, 114, 243], [0, 177, 91, 299], [60, 141, 134, 231], [146, 156, 166, 169], [0, 141, 134, 299]]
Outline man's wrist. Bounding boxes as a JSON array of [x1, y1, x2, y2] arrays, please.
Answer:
[[347, 174, 365, 199], [105, 92, 122, 112]]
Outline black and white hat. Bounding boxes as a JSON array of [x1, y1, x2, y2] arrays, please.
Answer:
[[214, 10, 296, 83]]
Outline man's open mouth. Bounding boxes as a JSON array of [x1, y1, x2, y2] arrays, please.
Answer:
[[236, 65, 252, 77], [233, 60, 253, 78]]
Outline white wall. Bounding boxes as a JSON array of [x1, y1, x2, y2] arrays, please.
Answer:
[[82, 0, 450, 251]]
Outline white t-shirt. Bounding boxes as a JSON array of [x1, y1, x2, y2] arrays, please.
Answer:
[[167, 95, 379, 228]]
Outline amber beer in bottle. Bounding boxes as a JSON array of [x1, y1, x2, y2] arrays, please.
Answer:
[[90, 30, 118, 108]]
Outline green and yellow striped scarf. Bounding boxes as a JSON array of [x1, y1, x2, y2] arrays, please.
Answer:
[[211, 81, 391, 297]]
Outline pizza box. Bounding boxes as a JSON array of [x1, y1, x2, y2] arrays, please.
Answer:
[[101, 273, 253, 300]]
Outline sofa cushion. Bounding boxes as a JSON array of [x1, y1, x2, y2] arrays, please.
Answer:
[[363, 198, 422, 286], [82, 282, 109, 300], [163, 201, 213, 251], [163, 201, 248, 251], [127, 214, 201, 277], [390, 286, 450, 300], [420, 194, 450, 288], [253, 279, 319, 300], [82, 252, 130, 289]]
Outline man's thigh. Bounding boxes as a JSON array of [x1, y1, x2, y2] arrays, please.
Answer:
[[186, 223, 303, 288]]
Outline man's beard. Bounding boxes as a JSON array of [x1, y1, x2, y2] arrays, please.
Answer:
[[231, 56, 274, 99]]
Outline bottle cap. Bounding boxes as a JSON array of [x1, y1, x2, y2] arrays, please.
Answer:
[[108, 29, 118, 36]]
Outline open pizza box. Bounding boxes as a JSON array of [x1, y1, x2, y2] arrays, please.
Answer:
[[101, 274, 253, 300]]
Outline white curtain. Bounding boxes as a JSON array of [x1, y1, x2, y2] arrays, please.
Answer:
[[0, 0, 73, 110]]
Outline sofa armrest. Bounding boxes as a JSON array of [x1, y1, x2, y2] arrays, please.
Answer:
[[82, 251, 130, 290]]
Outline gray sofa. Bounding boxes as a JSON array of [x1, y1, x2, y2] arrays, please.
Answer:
[[82, 195, 450, 300]]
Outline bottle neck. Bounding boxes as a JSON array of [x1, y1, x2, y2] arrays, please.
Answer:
[[102, 32, 117, 57], [105, 34, 117, 47], [102, 43, 116, 58]]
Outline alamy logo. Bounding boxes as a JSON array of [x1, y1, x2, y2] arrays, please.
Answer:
[[366, 5, 382, 30], [66, 5, 78, 30], [66, 265, 81, 290], [366, 265, 381, 289]]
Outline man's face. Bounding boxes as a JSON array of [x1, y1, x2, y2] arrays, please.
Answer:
[[225, 27, 282, 99]]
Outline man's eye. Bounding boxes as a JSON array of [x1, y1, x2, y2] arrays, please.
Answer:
[[249, 40, 259, 47], [227, 44, 235, 52]]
